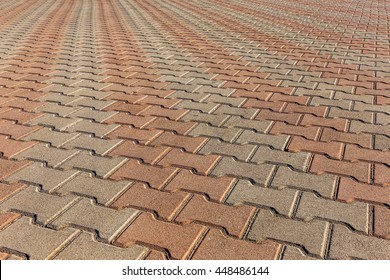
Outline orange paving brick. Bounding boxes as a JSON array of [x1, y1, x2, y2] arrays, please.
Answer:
[[310, 154, 371, 183], [288, 136, 343, 159], [115, 213, 206, 259], [0, 212, 21, 230], [191, 229, 282, 260], [374, 206, 390, 239], [337, 177, 390, 204]]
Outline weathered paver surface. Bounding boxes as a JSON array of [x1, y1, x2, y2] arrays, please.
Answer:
[[0, 0, 389, 260]]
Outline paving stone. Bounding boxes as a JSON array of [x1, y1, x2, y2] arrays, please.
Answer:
[[54, 232, 148, 260], [5, 162, 79, 191], [114, 213, 206, 259], [189, 123, 241, 142], [226, 180, 298, 216], [281, 246, 318, 260], [68, 107, 117, 122], [28, 115, 81, 131], [222, 115, 272, 132], [0, 186, 78, 225], [0, 217, 79, 260], [328, 224, 390, 259], [212, 157, 275, 185], [248, 210, 329, 256], [192, 229, 282, 260], [55, 173, 132, 206], [296, 192, 369, 232], [236, 130, 290, 149], [22, 127, 80, 147], [199, 138, 256, 161], [251, 146, 311, 171], [111, 183, 189, 220], [14, 143, 80, 167], [65, 119, 120, 137], [51, 198, 139, 242], [271, 166, 337, 198], [61, 134, 122, 155], [59, 151, 127, 178], [0, 158, 31, 179]]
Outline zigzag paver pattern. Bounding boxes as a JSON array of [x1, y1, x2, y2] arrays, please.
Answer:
[[0, 0, 389, 260]]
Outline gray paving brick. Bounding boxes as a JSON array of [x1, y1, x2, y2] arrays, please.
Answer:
[[350, 121, 390, 135], [5, 162, 79, 192], [28, 115, 82, 131], [213, 105, 258, 119], [236, 130, 290, 149], [55, 173, 131, 205], [174, 100, 219, 113], [0, 217, 79, 260], [189, 123, 241, 142], [251, 146, 311, 171], [68, 107, 117, 122], [181, 111, 229, 126], [35, 103, 80, 117], [328, 225, 390, 259], [248, 210, 329, 256], [223, 116, 272, 132], [22, 127, 80, 147], [271, 166, 337, 198], [212, 157, 275, 185], [14, 144, 80, 167], [0, 186, 78, 225], [65, 119, 120, 137], [61, 134, 122, 155], [199, 139, 256, 161], [50, 198, 139, 242], [296, 192, 369, 232], [226, 180, 298, 216], [59, 151, 127, 178]]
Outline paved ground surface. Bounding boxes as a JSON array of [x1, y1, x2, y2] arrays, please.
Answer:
[[0, 0, 389, 260]]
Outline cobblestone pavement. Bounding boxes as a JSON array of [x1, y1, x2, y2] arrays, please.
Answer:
[[0, 0, 389, 260]]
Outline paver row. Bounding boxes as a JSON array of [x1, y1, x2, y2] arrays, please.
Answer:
[[0, 0, 389, 260]]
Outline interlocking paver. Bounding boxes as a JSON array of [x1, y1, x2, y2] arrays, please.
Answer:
[[0, 0, 389, 260]]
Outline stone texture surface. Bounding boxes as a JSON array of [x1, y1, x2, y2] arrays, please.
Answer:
[[0, 0, 388, 260]]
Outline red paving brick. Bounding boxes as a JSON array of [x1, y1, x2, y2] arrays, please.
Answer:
[[0, 0, 389, 260]]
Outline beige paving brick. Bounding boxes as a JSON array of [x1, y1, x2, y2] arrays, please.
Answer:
[[0, 216, 79, 260], [5, 162, 79, 191], [374, 135, 390, 151], [54, 232, 147, 260], [59, 151, 127, 178], [329, 224, 390, 259], [65, 119, 120, 137], [50, 198, 139, 242], [222, 116, 272, 132], [205, 95, 246, 106], [39, 93, 83, 105], [189, 123, 241, 142], [199, 139, 256, 161], [28, 115, 82, 131], [182, 111, 229, 126], [22, 127, 80, 147], [68, 97, 115, 110], [35, 103, 80, 117], [248, 210, 329, 256], [296, 192, 369, 232], [281, 246, 318, 260], [211, 157, 274, 185], [61, 134, 122, 155], [226, 180, 298, 216], [251, 146, 311, 171], [271, 166, 337, 198], [175, 100, 219, 113], [213, 105, 258, 118], [0, 186, 78, 225], [68, 107, 117, 122], [350, 120, 390, 135], [55, 173, 131, 205], [14, 144, 80, 167], [236, 130, 290, 149]]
